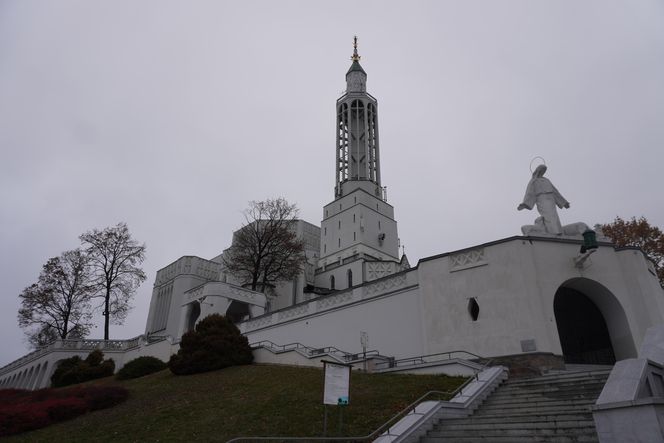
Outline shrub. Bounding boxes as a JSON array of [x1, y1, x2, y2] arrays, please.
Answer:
[[169, 314, 253, 375], [0, 385, 128, 437], [63, 386, 129, 410], [50, 350, 115, 387], [41, 397, 88, 421], [116, 356, 167, 380]]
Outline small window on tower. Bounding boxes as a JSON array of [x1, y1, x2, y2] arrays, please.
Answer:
[[324, 227, 327, 235], [338, 220, 341, 229], [347, 269, 353, 288], [354, 196, 357, 204], [353, 214, 356, 223], [324, 244, 327, 253], [339, 203, 342, 210], [353, 232, 356, 241], [330, 276, 335, 290], [378, 220, 381, 229], [338, 238, 341, 247]]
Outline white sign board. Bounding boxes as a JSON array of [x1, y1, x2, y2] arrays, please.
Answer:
[[323, 362, 350, 405]]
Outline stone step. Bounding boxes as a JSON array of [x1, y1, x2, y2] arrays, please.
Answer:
[[505, 373, 609, 386], [504, 376, 609, 386], [435, 419, 596, 431], [487, 390, 603, 402], [420, 370, 609, 443], [439, 412, 593, 424], [502, 379, 608, 391], [510, 369, 611, 381], [422, 434, 599, 443], [495, 386, 606, 397], [475, 403, 594, 415], [481, 395, 598, 407], [427, 427, 600, 439]]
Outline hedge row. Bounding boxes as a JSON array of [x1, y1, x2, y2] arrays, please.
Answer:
[[0, 385, 128, 437], [50, 350, 115, 388], [116, 356, 167, 380]]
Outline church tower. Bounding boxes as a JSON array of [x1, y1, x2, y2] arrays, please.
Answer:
[[315, 38, 403, 291]]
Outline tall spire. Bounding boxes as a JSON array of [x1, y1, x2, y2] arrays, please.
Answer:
[[336, 37, 380, 198], [346, 36, 367, 90]]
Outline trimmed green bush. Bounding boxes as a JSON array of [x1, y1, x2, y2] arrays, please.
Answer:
[[116, 356, 167, 380], [168, 314, 253, 375], [50, 350, 115, 387]]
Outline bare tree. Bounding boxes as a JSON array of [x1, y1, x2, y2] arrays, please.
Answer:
[[18, 249, 94, 348], [223, 198, 306, 293], [80, 222, 146, 340]]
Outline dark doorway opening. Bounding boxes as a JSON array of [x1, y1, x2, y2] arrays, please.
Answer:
[[226, 300, 250, 324], [554, 287, 616, 365], [186, 301, 201, 332]]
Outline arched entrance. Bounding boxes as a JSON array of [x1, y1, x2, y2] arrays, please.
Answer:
[[554, 278, 636, 364], [226, 300, 250, 324]]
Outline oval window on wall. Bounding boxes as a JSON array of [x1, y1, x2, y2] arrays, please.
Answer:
[[468, 298, 480, 321]]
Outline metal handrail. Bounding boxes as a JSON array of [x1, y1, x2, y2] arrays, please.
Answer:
[[226, 356, 495, 443], [373, 350, 490, 370], [250, 341, 381, 362]]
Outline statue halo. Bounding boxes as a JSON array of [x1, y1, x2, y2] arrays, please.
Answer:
[[529, 156, 546, 173]]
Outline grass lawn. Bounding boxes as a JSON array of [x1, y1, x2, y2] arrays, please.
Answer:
[[6, 364, 466, 442]]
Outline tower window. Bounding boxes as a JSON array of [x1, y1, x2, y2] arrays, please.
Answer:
[[330, 276, 335, 290], [324, 227, 327, 235], [339, 203, 342, 210], [353, 214, 356, 223], [338, 220, 341, 229], [378, 220, 381, 229], [353, 232, 356, 241], [354, 196, 357, 204], [324, 244, 327, 253], [338, 238, 341, 247], [326, 210, 328, 217], [347, 269, 353, 288]]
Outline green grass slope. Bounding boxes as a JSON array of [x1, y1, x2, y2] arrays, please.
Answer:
[[7, 364, 466, 442]]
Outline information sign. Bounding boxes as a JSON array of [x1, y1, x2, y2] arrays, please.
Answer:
[[323, 361, 351, 405]]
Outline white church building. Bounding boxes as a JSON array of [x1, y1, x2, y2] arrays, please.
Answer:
[[1, 42, 663, 390]]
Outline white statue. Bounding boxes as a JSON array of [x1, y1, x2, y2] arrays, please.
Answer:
[[518, 164, 569, 235]]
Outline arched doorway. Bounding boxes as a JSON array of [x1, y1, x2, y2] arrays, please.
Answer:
[[186, 301, 201, 332], [554, 278, 636, 364], [226, 300, 250, 324]]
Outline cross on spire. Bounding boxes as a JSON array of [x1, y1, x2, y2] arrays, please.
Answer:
[[351, 36, 361, 61]]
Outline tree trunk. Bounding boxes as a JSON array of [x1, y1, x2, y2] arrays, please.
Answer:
[[104, 287, 111, 340]]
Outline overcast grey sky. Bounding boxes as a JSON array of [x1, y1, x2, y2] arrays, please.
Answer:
[[1, 1, 663, 366]]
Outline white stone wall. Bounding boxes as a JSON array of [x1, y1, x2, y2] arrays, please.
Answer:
[[242, 271, 423, 358], [242, 237, 664, 364], [418, 238, 664, 360]]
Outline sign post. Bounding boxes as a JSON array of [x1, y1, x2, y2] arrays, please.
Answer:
[[322, 360, 351, 436], [360, 331, 368, 372]]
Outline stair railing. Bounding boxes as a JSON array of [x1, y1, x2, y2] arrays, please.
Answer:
[[373, 350, 491, 370]]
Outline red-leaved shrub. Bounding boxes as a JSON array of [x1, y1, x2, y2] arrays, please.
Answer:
[[0, 385, 128, 437]]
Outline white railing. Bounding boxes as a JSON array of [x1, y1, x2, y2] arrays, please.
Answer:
[[0, 335, 146, 375]]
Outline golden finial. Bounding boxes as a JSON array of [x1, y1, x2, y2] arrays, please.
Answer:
[[351, 36, 361, 61]]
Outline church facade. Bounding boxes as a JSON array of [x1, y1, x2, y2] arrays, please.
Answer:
[[144, 41, 664, 368], [2, 41, 663, 389]]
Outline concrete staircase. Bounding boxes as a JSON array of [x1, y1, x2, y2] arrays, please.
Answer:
[[421, 369, 611, 443]]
